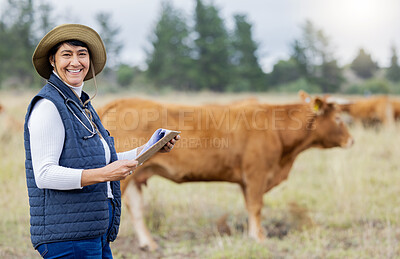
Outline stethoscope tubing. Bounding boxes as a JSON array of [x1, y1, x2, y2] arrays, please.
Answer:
[[48, 81, 97, 140]]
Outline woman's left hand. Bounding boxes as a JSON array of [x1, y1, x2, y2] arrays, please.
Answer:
[[159, 135, 180, 153]]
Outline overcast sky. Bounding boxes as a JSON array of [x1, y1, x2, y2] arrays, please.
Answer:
[[3, 0, 400, 72]]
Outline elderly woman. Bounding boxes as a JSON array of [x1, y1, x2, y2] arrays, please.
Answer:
[[24, 24, 178, 258]]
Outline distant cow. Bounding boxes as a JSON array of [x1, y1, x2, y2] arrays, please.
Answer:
[[0, 103, 23, 131], [98, 91, 354, 250], [391, 99, 400, 121], [337, 96, 394, 127]]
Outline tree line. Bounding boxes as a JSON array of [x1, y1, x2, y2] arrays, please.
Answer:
[[1, 0, 400, 93]]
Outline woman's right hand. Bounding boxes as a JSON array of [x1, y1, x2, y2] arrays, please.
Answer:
[[101, 160, 138, 181], [81, 160, 138, 187]]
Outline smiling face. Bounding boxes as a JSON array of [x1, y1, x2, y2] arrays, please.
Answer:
[[49, 43, 90, 87]]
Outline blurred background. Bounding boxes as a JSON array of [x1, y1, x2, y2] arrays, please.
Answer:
[[0, 0, 400, 94], [1, 1, 400, 258]]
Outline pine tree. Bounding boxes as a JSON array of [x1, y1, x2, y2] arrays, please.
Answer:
[[95, 12, 123, 71], [290, 20, 342, 92], [35, 1, 55, 38], [230, 14, 266, 91], [350, 48, 378, 79], [194, 0, 231, 91], [386, 45, 400, 82], [269, 58, 301, 86], [0, 0, 37, 87], [146, 2, 194, 90]]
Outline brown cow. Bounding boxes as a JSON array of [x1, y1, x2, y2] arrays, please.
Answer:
[[99, 91, 354, 250], [391, 99, 400, 121], [337, 96, 394, 127]]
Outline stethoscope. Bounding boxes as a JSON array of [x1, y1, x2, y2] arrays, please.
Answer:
[[48, 81, 97, 140]]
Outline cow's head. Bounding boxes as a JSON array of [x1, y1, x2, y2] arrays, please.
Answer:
[[299, 90, 354, 149]]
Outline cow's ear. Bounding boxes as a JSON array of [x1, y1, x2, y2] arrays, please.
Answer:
[[312, 98, 325, 115], [299, 90, 312, 104]]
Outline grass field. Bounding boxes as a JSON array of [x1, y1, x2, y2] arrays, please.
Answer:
[[0, 90, 399, 258]]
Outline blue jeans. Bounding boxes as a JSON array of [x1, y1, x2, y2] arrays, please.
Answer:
[[36, 199, 115, 259]]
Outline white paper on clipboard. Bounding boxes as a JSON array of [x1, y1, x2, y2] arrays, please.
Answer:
[[136, 128, 180, 165]]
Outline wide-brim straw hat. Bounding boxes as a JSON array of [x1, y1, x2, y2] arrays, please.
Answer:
[[32, 24, 106, 81]]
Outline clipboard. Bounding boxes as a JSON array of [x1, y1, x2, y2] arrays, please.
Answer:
[[136, 129, 180, 165]]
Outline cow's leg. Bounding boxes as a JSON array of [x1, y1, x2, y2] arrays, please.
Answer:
[[241, 184, 265, 242], [123, 181, 159, 251]]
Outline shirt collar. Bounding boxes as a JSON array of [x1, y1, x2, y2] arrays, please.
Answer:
[[52, 70, 84, 98]]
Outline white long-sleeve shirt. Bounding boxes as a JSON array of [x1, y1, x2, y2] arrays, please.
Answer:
[[28, 79, 137, 197]]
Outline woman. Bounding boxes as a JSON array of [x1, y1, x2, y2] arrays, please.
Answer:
[[24, 24, 178, 258]]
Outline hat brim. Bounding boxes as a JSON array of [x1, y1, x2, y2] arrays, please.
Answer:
[[32, 24, 106, 81]]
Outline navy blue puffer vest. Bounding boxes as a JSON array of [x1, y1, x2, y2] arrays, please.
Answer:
[[24, 74, 121, 248]]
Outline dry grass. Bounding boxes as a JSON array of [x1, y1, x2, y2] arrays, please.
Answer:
[[0, 90, 399, 258]]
